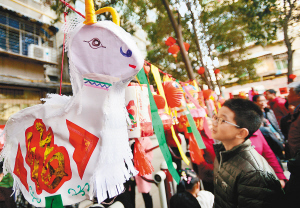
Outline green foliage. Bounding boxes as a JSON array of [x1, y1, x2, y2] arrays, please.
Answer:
[[200, 0, 279, 84]]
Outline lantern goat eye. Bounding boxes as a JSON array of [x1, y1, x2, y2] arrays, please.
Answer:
[[84, 38, 106, 49], [120, 47, 132, 57]]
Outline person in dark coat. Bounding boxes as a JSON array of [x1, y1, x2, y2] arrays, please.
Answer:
[[284, 149, 300, 208], [212, 99, 284, 208]]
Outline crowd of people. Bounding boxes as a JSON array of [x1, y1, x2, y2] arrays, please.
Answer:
[[169, 81, 300, 208]]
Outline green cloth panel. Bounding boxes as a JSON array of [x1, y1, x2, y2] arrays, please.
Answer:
[[181, 86, 206, 149], [185, 106, 206, 149], [137, 69, 180, 183], [45, 194, 64, 208]]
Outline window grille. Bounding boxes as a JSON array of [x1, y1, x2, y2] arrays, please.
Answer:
[[0, 11, 56, 59]]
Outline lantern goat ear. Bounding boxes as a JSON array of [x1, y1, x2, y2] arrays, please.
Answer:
[[95, 7, 120, 26]]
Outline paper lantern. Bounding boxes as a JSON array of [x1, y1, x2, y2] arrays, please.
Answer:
[[214, 68, 220, 74], [163, 81, 183, 108], [289, 74, 297, 80], [2, 4, 144, 206], [197, 67, 205, 75], [183, 42, 190, 51], [165, 37, 176, 46], [153, 94, 166, 109], [126, 84, 153, 138], [168, 44, 180, 55]]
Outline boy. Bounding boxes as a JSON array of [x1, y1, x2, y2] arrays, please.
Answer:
[[212, 99, 284, 208]]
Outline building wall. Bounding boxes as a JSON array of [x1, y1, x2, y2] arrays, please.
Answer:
[[0, 56, 44, 79], [0, 0, 65, 123]]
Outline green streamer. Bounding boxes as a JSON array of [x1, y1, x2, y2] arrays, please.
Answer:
[[185, 106, 206, 149], [137, 69, 180, 183]]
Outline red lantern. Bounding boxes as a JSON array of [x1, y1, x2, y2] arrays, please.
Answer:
[[168, 44, 180, 55], [183, 42, 190, 51], [289, 74, 297, 80], [214, 68, 220, 74], [163, 81, 183, 108], [153, 95, 166, 109], [165, 37, 176, 46], [197, 67, 205, 75]]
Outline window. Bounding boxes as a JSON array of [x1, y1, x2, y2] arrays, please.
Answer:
[[0, 11, 56, 57], [275, 59, 288, 74]]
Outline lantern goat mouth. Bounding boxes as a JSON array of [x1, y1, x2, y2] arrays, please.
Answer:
[[129, 64, 136, 69]]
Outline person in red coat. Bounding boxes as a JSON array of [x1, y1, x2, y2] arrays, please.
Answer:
[[265, 89, 289, 124]]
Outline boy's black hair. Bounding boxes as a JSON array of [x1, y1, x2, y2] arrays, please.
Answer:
[[266, 89, 277, 95], [223, 98, 263, 140], [252, 94, 263, 102]]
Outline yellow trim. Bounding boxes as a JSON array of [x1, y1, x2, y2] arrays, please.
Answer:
[[95, 7, 120, 26], [9, 0, 62, 23]]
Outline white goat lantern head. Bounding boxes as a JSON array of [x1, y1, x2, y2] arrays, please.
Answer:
[[1, 1, 143, 207]]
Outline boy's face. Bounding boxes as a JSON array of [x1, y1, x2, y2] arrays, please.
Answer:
[[211, 106, 242, 142]]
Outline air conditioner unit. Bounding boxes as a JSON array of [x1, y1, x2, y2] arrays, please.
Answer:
[[28, 44, 45, 60]]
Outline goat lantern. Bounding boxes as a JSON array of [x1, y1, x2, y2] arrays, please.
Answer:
[[1, 0, 143, 206]]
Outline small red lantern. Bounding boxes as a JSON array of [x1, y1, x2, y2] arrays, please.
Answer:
[[165, 37, 176, 46], [289, 74, 297, 80], [168, 44, 180, 55], [183, 42, 190, 51], [197, 67, 205, 75], [214, 68, 220, 74]]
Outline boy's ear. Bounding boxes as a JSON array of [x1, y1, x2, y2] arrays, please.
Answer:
[[236, 128, 249, 140]]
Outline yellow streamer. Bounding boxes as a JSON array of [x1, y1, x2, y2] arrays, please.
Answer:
[[151, 65, 190, 165]]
